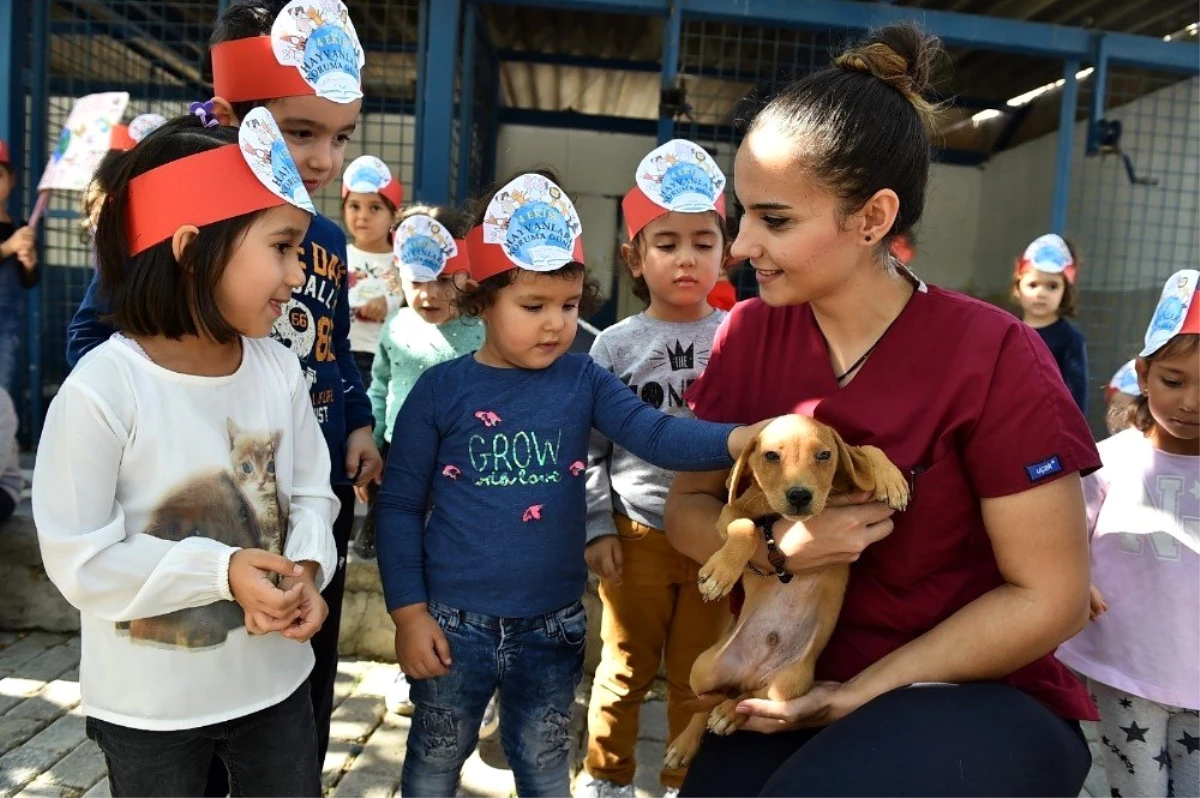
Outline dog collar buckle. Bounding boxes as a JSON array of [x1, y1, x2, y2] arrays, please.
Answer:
[[755, 515, 792, 584]]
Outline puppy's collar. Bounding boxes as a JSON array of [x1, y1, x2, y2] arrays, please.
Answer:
[[748, 514, 792, 584]]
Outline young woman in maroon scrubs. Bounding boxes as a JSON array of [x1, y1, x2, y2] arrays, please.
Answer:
[[666, 24, 1100, 797]]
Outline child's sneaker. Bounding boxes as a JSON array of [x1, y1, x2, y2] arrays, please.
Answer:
[[664, 789, 680, 798], [385, 672, 414, 716], [576, 777, 633, 798]]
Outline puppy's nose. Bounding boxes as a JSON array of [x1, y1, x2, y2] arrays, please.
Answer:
[[786, 487, 813, 509]]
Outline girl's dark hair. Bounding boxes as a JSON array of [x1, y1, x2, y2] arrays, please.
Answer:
[[1126, 334, 1200, 432], [624, 211, 730, 304], [747, 23, 943, 245], [398, 203, 470, 239], [1010, 238, 1081, 317], [93, 114, 268, 343], [206, 0, 293, 121], [457, 168, 602, 317]]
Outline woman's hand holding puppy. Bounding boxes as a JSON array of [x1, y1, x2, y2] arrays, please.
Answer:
[[764, 491, 896, 574]]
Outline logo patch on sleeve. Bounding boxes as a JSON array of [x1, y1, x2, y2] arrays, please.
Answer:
[[1025, 455, 1063, 482]]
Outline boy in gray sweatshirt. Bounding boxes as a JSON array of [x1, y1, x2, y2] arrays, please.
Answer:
[[580, 140, 735, 798]]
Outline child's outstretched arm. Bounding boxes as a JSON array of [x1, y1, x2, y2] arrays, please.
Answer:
[[587, 360, 749, 472], [66, 271, 116, 369], [32, 381, 296, 622], [375, 373, 452, 677], [584, 337, 622, 583]]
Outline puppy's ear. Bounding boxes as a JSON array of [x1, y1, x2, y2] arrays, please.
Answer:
[[726, 435, 758, 505], [830, 429, 876, 494]]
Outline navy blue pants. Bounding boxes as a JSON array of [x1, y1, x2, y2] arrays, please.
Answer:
[[680, 682, 1091, 797]]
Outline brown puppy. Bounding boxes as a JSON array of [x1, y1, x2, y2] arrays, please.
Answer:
[[665, 414, 909, 769]]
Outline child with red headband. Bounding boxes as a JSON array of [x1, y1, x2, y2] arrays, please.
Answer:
[[1011, 233, 1090, 414], [33, 111, 337, 797], [580, 139, 732, 798], [1057, 269, 1199, 798], [361, 206, 485, 717], [374, 170, 765, 798], [341, 154, 405, 388], [63, 0, 381, 773]]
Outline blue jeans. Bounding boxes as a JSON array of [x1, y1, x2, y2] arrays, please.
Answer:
[[85, 682, 321, 797], [402, 599, 588, 797]]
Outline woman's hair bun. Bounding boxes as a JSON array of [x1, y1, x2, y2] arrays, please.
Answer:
[[833, 23, 944, 130]]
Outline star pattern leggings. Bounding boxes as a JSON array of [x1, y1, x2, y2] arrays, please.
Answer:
[[1090, 679, 1199, 798]]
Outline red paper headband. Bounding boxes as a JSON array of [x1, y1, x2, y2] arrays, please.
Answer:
[[341, 179, 403, 209], [621, 186, 726, 240], [125, 145, 292, 255], [109, 125, 136, 152], [211, 37, 314, 103], [445, 241, 471, 276], [465, 225, 586, 283]]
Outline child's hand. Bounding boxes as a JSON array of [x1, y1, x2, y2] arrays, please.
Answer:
[[727, 418, 775, 458], [2, 226, 36, 269], [229, 549, 305, 625], [356, 296, 389, 322], [278, 562, 329, 642], [392, 604, 452, 679], [354, 484, 371, 504], [346, 426, 383, 486], [585, 536, 623, 584], [1088, 583, 1107, 621]]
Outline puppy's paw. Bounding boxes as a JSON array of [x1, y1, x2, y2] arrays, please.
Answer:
[[873, 463, 910, 511], [664, 735, 699, 770], [707, 699, 747, 736], [697, 556, 742, 602]]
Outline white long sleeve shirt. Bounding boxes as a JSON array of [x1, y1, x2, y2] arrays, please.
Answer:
[[33, 336, 338, 730]]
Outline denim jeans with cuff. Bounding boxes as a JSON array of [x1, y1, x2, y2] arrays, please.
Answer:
[[402, 598, 588, 797]]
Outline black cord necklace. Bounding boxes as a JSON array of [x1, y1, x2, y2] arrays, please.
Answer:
[[833, 341, 882, 383], [827, 267, 922, 384]]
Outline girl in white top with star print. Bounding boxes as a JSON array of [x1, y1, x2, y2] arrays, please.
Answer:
[[1057, 270, 1200, 798], [32, 110, 338, 797]]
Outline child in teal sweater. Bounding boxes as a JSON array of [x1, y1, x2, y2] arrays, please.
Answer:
[[362, 204, 484, 718]]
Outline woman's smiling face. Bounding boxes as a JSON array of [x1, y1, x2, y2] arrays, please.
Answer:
[[729, 124, 870, 308]]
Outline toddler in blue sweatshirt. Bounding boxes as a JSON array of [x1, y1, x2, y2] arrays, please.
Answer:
[[375, 172, 760, 798]]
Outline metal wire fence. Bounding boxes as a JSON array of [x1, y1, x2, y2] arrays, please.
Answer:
[[1069, 70, 1198, 432]]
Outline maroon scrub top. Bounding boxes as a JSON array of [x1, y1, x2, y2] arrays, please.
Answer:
[[685, 281, 1101, 720]]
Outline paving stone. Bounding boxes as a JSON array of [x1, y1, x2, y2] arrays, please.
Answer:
[[0, 679, 49, 715], [0, 714, 88, 794], [8, 681, 82, 722], [633, 738, 668, 798], [0, 634, 21, 649], [0, 636, 68, 677], [350, 715, 408, 776], [457, 748, 517, 798], [332, 669, 356, 712], [355, 663, 398, 700], [322, 738, 356, 790], [80, 779, 108, 798], [329, 694, 385, 743], [0, 717, 51, 757], [329, 768, 397, 798], [38, 741, 106, 791], [18, 641, 80, 684], [637, 699, 669, 743]]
